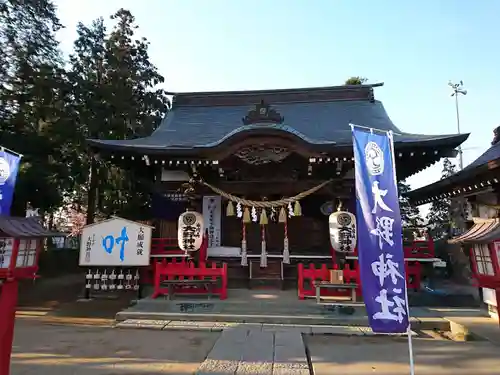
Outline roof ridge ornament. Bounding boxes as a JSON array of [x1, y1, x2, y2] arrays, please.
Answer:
[[242, 100, 284, 125]]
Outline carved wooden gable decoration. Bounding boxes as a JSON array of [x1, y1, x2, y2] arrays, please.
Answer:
[[242, 100, 284, 125]]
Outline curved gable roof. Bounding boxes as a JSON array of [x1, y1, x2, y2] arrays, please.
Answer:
[[87, 84, 468, 154], [150, 99, 398, 148]]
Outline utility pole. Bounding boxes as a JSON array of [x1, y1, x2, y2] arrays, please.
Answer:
[[448, 80, 467, 170]]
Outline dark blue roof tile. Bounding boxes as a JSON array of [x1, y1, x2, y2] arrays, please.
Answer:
[[88, 98, 467, 152]]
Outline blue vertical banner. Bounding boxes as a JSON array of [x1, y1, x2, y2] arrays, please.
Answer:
[[0, 148, 22, 216], [352, 126, 409, 334]]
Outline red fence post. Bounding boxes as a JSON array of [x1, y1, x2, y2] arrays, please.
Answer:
[[220, 263, 228, 300], [151, 261, 162, 298], [0, 280, 18, 375], [298, 263, 304, 299], [415, 262, 422, 291], [151, 258, 227, 300]]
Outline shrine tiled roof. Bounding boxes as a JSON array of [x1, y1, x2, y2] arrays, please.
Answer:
[[86, 84, 468, 154], [0, 217, 64, 238], [406, 141, 500, 205], [448, 218, 500, 244]]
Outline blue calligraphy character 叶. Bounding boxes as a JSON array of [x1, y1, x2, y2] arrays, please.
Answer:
[[102, 235, 114, 254], [101, 227, 129, 262], [115, 227, 129, 262]]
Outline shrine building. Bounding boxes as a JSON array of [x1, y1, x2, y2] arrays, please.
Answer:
[[407, 126, 500, 323], [87, 83, 468, 290]]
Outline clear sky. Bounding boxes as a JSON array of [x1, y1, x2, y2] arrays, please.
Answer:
[[53, 0, 499, 214]]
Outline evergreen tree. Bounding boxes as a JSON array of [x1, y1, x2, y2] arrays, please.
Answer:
[[345, 76, 368, 85], [398, 180, 423, 240], [426, 158, 457, 239], [0, 0, 71, 216], [65, 9, 169, 222]]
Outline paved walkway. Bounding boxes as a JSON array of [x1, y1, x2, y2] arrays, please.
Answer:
[[12, 317, 500, 375], [196, 329, 309, 375]]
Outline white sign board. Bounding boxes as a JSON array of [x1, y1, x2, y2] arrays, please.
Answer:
[[207, 246, 241, 257], [79, 217, 153, 266], [433, 260, 447, 268], [483, 287, 498, 307], [203, 196, 222, 248]]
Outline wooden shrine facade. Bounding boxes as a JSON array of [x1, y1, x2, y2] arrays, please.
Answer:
[[87, 83, 468, 288], [407, 128, 500, 323]]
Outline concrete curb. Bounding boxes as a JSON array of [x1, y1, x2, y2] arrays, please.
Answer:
[[114, 319, 419, 337], [16, 314, 114, 327], [445, 318, 500, 345]]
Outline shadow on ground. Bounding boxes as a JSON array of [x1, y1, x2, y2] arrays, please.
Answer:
[[12, 321, 219, 375], [306, 335, 500, 375], [16, 273, 132, 323]]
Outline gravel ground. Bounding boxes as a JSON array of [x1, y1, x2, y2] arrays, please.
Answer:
[[11, 321, 220, 375]]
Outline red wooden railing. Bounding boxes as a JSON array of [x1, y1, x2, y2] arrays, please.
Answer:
[[150, 237, 185, 256], [151, 236, 435, 259], [351, 237, 435, 259], [142, 234, 208, 284], [403, 237, 435, 259], [151, 258, 228, 300], [150, 232, 209, 258], [297, 261, 421, 300]]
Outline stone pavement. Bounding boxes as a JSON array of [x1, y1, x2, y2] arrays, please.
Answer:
[[12, 317, 500, 375], [195, 328, 309, 375]]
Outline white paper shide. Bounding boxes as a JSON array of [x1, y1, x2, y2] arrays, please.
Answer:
[[329, 211, 356, 253], [178, 211, 204, 252], [79, 217, 152, 266]]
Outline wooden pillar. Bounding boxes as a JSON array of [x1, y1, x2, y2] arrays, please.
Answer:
[[0, 279, 19, 375], [496, 288, 500, 327]]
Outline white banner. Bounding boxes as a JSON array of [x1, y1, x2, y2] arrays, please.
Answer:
[[203, 196, 222, 248], [79, 217, 152, 266]]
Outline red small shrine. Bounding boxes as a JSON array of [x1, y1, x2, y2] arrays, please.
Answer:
[[407, 127, 500, 323], [0, 216, 64, 375], [87, 83, 468, 297]]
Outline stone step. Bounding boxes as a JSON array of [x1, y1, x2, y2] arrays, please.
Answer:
[[115, 319, 419, 337], [115, 311, 450, 330]]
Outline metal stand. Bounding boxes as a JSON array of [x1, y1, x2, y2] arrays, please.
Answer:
[[83, 284, 91, 300], [137, 282, 143, 300]]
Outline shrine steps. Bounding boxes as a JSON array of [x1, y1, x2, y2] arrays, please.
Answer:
[[248, 278, 284, 290], [115, 311, 450, 331], [116, 298, 450, 331]]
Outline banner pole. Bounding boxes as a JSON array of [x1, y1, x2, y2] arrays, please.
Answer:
[[350, 123, 402, 136], [0, 146, 23, 158], [388, 131, 416, 375]]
